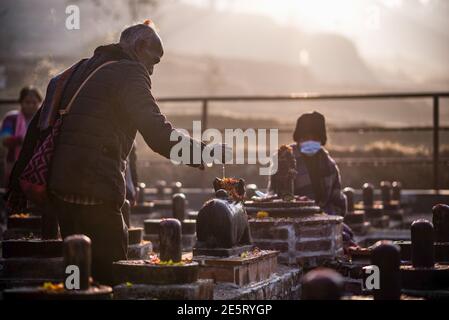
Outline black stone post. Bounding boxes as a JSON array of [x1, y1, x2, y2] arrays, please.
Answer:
[[171, 181, 182, 195], [411, 219, 435, 268], [63, 235, 91, 290], [380, 181, 391, 206], [343, 187, 355, 213], [122, 200, 131, 228], [156, 180, 167, 198], [370, 241, 401, 300], [362, 183, 374, 208], [432, 204, 449, 243], [172, 193, 186, 222], [392, 181, 402, 202], [301, 268, 344, 300], [137, 182, 146, 205], [159, 219, 182, 262]]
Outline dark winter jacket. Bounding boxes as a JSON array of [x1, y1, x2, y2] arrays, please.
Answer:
[[9, 44, 201, 208], [291, 144, 347, 215], [268, 143, 347, 216]]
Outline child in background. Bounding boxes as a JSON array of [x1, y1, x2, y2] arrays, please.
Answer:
[[1, 86, 42, 185]]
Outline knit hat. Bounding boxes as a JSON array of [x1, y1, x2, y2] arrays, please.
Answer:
[[293, 111, 327, 145]]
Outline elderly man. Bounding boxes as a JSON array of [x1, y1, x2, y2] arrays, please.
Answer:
[[7, 21, 209, 284]]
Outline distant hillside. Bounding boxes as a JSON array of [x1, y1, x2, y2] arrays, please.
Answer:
[[1, 0, 448, 126], [3, 0, 446, 90]]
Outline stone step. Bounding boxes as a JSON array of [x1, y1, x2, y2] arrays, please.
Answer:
[[2, 239, 63, 258], [2, 229, 41, 240], [249, 215, 343, 267], [195, 250, 278, 287], [112, 260, 199, 285], [7, 215, 41, 230], [0, 257, 64, 279], [3, 285, 113, 300], [113, 279, 213, 300], [0, 277, 63, 291], [213, 265, 301, 300]]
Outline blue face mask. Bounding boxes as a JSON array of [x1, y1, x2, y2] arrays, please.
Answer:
[[300, 140, 321, 155]]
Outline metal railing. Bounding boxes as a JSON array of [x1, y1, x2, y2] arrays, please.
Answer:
[[156, 91, 449, 190], [1, 91, 448, 189]]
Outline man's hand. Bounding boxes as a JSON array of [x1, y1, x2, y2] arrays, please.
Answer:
[[186, 142, 232, 170], [205, 143, 233, 166]]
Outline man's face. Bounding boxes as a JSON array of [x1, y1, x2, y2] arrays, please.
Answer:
[[135, 34, 164, 75]]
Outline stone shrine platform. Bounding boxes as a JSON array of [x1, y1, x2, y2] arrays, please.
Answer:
[[249, 214, 344, 268]]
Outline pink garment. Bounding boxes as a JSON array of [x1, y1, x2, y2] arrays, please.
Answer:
[[13, 111, 28, 160]]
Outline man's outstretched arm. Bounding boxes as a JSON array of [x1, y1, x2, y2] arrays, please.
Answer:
[[120, 62, 204, 167]]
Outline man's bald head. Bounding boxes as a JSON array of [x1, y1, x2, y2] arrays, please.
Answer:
[[119, 21, 164, 75]]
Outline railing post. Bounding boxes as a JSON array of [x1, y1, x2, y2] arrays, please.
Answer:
[[201, 99, 209, 189], [201, 99, 208, 131], [433, 96, 440, 191]]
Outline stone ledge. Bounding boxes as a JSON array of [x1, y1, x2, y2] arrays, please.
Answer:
[[214, 265, 301, 300], [0, 257, 64, 279], [196, 250, 278, 286], [0, 277, 64, 291], [295, 239, 332, 252], [295, 225, 333, 238], [1, 239, 63, 259], [2, 229, 41, 240], [127, 241, 153, 260], [250, 227, 290, 240], [250, 215, 344, 267], [3, 285, 112, 300], [113, 279, 214, 300], [249, 215, 343, 227]]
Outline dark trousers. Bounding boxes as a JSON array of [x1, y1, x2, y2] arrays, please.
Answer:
[[50, 196, 128, 285]]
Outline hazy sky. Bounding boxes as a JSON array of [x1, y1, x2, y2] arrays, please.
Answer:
[[182, 0, 448, 67], [183, 0, 437, 33]]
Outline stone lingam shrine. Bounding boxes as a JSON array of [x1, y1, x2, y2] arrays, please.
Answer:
[[0, 176, 449, 301]]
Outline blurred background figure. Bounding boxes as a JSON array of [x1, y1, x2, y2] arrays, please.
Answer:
[[268, 111, 356, 246], [275, 111, 347, 215], [0, 86, 42, 185]]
